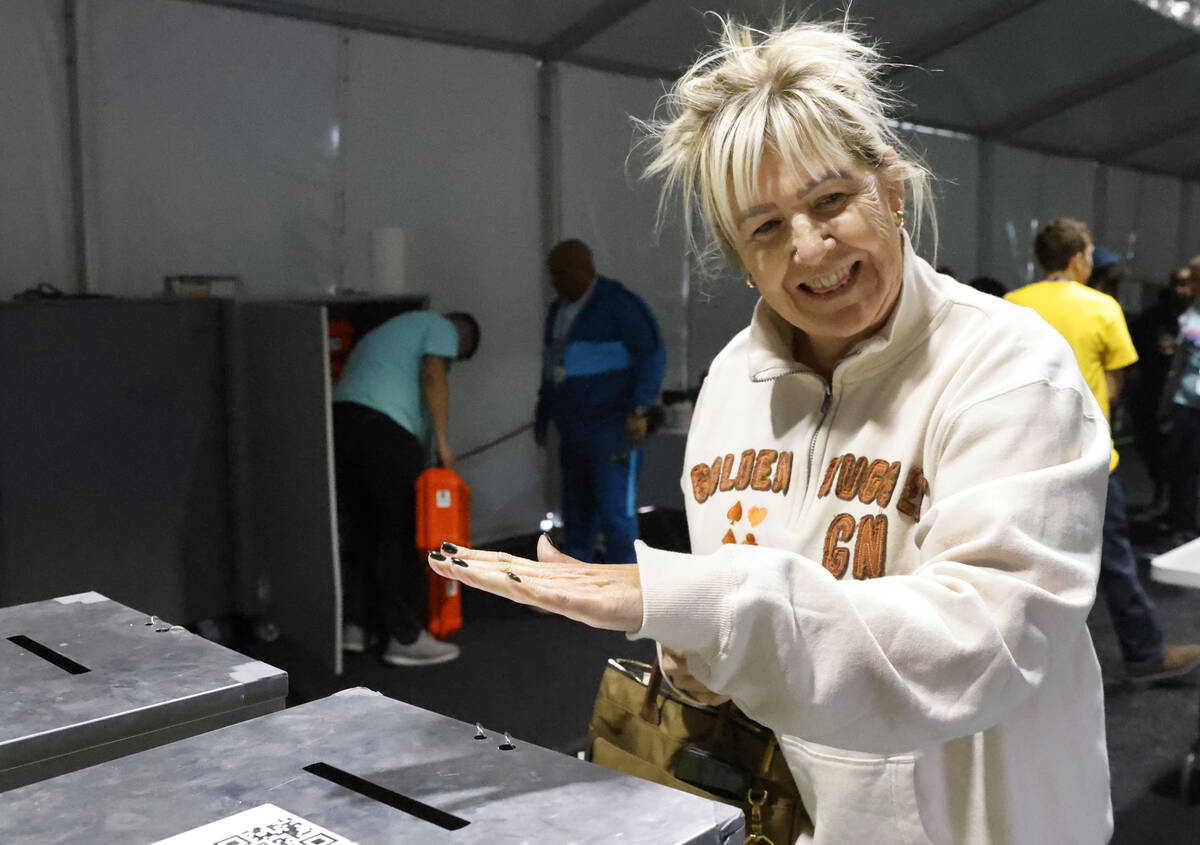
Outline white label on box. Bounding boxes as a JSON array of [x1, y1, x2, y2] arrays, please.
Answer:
[[436, 489, 452, 508], [54, 591, 108, 604], [150, 803, 358, 845]]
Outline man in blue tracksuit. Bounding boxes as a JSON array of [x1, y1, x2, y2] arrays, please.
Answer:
[[536, 239, 666, 563]]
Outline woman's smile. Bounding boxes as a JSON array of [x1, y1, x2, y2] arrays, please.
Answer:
[[797, 261, 858, 295]]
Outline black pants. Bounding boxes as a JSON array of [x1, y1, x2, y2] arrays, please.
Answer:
[[1132, 380, 1170, 509], [333, 401, 425, 645], [1167, 403, 1200, 537]]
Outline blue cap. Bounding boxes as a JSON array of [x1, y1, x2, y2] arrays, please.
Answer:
[[1092, 247, 1121, 270]]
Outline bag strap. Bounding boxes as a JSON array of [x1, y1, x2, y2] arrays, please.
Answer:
[[639, 660, 664, 725], [757, 733, 778, 777], [715, 700, 733, 733]]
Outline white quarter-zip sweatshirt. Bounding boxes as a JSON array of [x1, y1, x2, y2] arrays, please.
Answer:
[[634, 247, 1113, 844]]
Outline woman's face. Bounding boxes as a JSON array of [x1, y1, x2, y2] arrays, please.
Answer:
[[732, 150, 906, 373]]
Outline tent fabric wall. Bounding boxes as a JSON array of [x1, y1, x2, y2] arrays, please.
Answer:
[[341, 29, 544, 541], [0, 0, 74, 300], [983, 144, 1046, 288], [555, 64, 691, 390], [5, 0, 1200, 300], [1185, 183, 1200, 266], [1035, 156, 1097, 238], [1127, 173, 1185, 285], [986, 144, 1100, 288], [79, 0, 341, 298], [1100, 166, 1190, 300], [900, 128, 980, 281], [1104, 167, 1144, 276]]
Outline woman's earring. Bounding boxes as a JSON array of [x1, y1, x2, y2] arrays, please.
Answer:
[[745, 276, 755, 289], [895, 208, 906, 228]]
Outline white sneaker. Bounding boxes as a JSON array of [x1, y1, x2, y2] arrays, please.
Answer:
[[381, 631, 460, 666], [342, 623, 366, 653]]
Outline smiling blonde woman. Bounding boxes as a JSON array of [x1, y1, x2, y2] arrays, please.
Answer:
[[431, 16, 1112, 844]]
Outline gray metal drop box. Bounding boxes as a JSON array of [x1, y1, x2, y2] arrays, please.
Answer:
[[0, 687, 743, 844], [0, 592, 287, 791]]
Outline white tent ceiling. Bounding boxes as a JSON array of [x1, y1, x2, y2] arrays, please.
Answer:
[[199, 0, 1200, 179]]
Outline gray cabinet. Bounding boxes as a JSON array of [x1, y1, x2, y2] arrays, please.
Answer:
[[0, 300, 232, 622], [0, 295, 423, 675]]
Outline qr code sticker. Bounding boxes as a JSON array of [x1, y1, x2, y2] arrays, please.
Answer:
[[151, 804, 358, 845]]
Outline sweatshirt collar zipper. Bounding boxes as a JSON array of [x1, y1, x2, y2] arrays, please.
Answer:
[[752, 347, 851, 496], [807, 381, 834, 490]]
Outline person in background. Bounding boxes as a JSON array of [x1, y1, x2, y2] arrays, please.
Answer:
[[535, 239, 665, 564], [1086, 245, 1123, 297], [1131, 264, 1194, 520], [966, 274, 1006, 297], [333, 309, 480, 666], [1006, 219, 1200, 682], [1160, 257, 1200, 547], [437, 17, 1116, 842]]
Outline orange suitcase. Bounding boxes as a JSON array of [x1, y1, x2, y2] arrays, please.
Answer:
[[415, 467, 470, 639], [327, 317, 355, 382]]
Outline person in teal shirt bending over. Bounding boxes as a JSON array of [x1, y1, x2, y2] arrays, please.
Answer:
[[333, 309, 479, 666]]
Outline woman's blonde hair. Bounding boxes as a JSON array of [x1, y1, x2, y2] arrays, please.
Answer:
[[641, 15, 934, 269]]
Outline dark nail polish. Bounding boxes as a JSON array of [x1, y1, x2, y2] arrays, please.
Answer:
[[442, 541, 459, 554], [451, 557, 469, 568], [507, 571, 521, 583], [430, 550, 446, 561]]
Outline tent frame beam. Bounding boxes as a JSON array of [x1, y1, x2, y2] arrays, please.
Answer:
[[895, 0, 1045, 66], [538, 0, 651, 61], [985, 37, 1200, 136]]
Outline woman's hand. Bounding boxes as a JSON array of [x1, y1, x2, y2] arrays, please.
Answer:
[[661, 646, 731, 706], [427, 534, 644, 633]]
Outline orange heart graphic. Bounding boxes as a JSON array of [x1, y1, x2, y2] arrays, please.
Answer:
[[748, 506, 767, 527], [726, 501, 743, 524]]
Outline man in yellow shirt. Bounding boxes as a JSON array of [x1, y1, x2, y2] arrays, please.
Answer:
[[1006, 218, 1200, 682]]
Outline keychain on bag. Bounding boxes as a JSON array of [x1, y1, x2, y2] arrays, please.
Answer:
[[745, 788, 774, 844]]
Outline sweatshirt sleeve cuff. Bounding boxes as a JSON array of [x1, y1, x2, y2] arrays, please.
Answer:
[[629, 540, 735, 653]]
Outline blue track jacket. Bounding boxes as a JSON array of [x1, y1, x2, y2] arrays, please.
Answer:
[[537, 276, 665, 441]]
